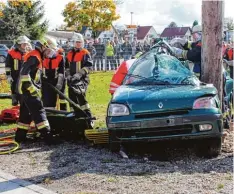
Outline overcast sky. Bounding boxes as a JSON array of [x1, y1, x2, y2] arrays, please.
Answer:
[[11, 0, 234, 33]]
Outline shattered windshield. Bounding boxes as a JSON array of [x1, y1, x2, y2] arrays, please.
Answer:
[[123, 48, 200, 86]]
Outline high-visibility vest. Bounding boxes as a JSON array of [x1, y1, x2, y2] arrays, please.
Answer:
[[7, 49, 26, 71], [24, 50, 42, 69], [109, 59, 135, 94]]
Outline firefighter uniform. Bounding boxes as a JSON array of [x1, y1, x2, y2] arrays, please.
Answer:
[[5, 48, 26, 105], [66, 48, 93, 117], [15, 46, 52, 143], [223, 47, 233, 79], [42, 54, 66, 110]]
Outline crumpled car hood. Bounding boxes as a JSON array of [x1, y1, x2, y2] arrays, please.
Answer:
[[112, 84, 217, 113]]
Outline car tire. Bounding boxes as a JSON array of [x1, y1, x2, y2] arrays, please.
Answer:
[[109, 130, 120, 152], [0, 55, 6, 63], [196, 137, 222, 158]]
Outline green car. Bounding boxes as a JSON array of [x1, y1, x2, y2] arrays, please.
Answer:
[[107, 48, 233, 158]]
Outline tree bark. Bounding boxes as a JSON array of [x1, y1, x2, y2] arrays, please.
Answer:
[[201, 0, 224, 109]]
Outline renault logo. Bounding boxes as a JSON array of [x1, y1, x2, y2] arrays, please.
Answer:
[[158, 102, 163, 109]]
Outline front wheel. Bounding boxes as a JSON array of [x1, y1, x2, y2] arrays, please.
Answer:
[[195, 137, 222, 158]]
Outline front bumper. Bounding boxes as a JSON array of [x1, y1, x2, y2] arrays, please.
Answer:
[[107, 114, 223, 142]]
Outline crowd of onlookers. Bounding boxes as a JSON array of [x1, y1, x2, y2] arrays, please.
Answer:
[[61, 37, 157, 71]]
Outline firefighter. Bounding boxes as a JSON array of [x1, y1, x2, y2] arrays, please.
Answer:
[[65, 33, 93, 117], [42, 37, 66, 110], [223, 44, 233, 79], [15, 40, 57, 144], [170, 24, 202, 79], [5, 35, 31, 106]]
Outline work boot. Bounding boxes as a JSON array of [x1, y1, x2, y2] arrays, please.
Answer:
[[12, 94, 19, 106], [40, 128, 62, 145], [15, 129, 27, 143]]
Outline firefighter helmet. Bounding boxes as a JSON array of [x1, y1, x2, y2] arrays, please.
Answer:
[[16, 35, 30, 44], [45, 36, 58, 50]]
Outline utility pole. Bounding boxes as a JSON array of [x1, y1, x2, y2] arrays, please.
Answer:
[[130, 12, 133, 25], [201, 0, 224, 109]]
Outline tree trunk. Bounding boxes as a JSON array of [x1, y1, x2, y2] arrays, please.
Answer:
[[201, 0, 224, 109]]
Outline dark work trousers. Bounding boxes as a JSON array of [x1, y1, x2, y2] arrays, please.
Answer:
[[94, 55, 104, 71], [42, 79, 57, 108], [11, 77, 21, 106], [16, 94, 50, 142], [68, 80, 91, 117]]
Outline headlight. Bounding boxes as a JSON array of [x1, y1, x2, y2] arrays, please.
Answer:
[[108, 104, 130, 116], [193, 97, 217, 109]]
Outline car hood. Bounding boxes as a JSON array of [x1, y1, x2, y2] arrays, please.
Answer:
[[112, 84, 217, 113]]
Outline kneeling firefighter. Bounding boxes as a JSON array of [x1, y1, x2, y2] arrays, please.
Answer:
[[65, 33, 93, 117], [5, 35, 31, 106], [41, 37, 66, 110], [15, 40, 57, 144]]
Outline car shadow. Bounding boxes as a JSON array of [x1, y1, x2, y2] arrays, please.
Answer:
[[13, 139, 233, 186]]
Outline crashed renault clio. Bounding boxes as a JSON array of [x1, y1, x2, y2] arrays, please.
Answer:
[[107, 49, 225, 158]]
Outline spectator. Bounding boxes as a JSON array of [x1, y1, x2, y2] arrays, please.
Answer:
[[131, 37, 138, 56], [136, 42, 143, 53], [93, 38, 105, 71], [105, 40, 115, 70], [87, 42, 97, 59], [113, 36, 122, 67], [121, 37, 132, 61], [84, 39, 89, 48], [143, 41, 150, 52]]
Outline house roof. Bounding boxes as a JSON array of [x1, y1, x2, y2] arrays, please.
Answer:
[[160, 27, 191, 37], [137, 26, 152, 40], [47, 31, 77, 39]]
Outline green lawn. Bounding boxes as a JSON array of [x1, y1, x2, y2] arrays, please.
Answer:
[[0, 71, 113, 130]]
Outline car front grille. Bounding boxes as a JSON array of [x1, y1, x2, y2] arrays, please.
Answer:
[[115, 125, 193, 139], [135, 110, 190, 119]]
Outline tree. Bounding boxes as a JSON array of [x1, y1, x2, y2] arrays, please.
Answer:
[[0, 0, 48, 40], [168, 22, 177, 28], [62, 0, 120, 38], [192, 20, 198, 28], [202, 1, 223, 109]]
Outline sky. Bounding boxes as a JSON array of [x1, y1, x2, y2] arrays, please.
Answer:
[[2, 0, 234, 33]]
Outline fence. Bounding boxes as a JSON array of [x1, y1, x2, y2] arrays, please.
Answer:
[[0, 40, 141, 71]]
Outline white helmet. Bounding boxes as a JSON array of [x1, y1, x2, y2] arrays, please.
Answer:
[[45, 36, 58, 50], [71, 33, 84, 44], [192, 25, 202, 33], [16, 35, 30, 44]]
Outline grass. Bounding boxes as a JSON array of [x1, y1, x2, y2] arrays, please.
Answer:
[[0, 71, 113, 130]]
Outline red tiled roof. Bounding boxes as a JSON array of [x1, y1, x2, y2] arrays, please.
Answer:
[[160, 27, 191, 37], [137, 26, 152, 40]]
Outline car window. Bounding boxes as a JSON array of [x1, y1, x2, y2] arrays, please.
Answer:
[[123, 49, 199, 85]]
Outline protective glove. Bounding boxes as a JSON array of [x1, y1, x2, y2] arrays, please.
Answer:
[[56, 74, 64, 90], [7, 76, 13, 85], [171, 47, 184, 58], [71, 72, 83, 82]]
